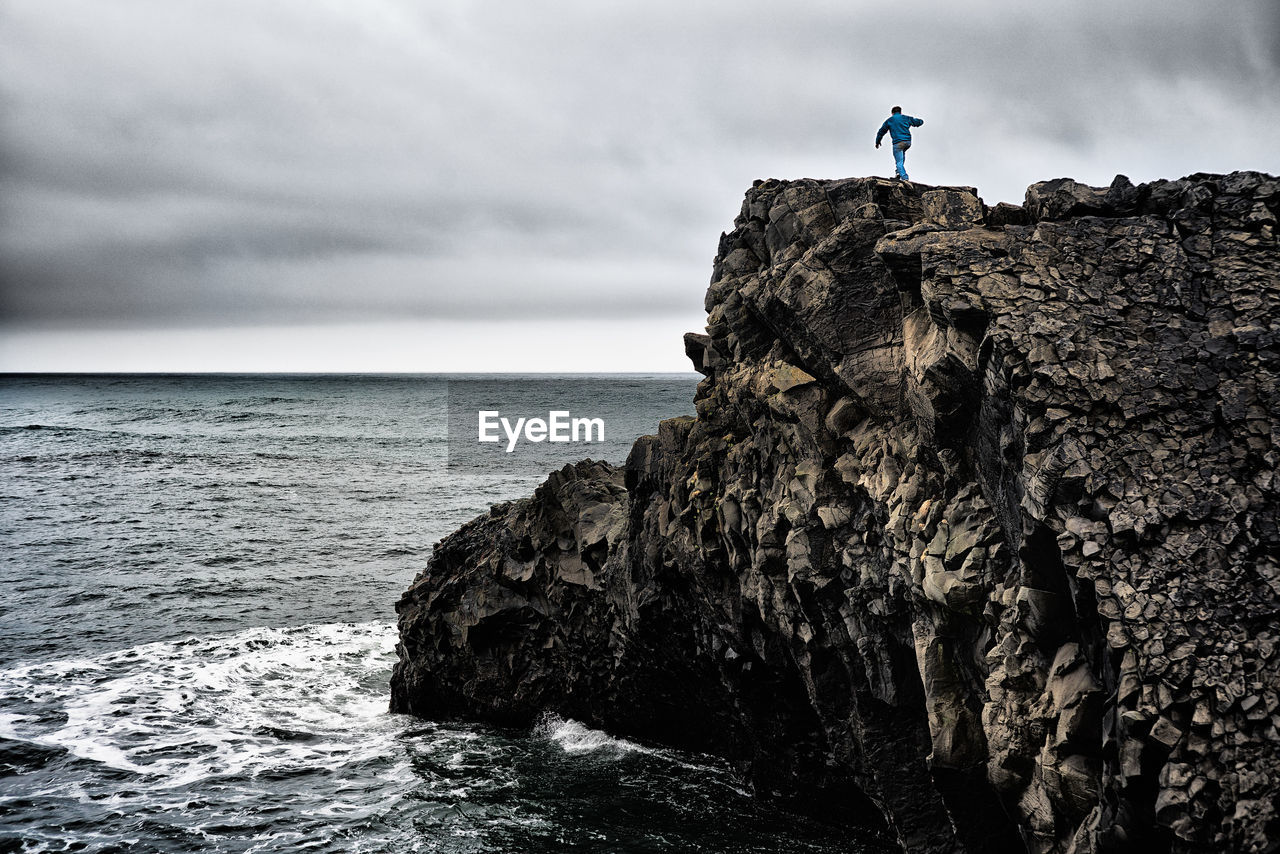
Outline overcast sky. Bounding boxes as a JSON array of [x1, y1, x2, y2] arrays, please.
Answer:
[[2, 0, 1277, 371]]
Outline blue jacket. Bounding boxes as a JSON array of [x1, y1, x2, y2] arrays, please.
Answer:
[[876, 113, 923, 145]]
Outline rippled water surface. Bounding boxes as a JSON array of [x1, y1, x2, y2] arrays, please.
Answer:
[[0, 374, 888, 852]]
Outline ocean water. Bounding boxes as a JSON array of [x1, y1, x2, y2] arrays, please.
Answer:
[[0, 374, 888, 853]]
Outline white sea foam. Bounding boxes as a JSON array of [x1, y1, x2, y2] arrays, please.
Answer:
[[0, 621, 407, 790], [533, 713, 650, 756]]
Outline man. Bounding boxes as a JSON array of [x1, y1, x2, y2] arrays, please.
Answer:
[[875, 106, 924, 181]]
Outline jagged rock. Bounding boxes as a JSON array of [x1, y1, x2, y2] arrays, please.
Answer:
[[989, 201, 1032, 228], [684, 332, 714, 376], [922, 189, 985, 229], [394, 172, 1280, 854]]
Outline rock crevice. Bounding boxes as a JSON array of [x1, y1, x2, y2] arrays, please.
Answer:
[[392, 173, 1280, 854]]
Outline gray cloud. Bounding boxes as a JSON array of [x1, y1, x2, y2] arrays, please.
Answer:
[[1, 0, 1277, 331]]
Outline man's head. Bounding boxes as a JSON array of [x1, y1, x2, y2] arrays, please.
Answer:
[[891, 106, 902, 114]]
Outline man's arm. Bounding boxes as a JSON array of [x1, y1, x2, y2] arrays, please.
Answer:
[[875, 120, 889, 147], [911, 117, 924, 127]]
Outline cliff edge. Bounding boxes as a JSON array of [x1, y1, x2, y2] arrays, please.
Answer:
[[392, 173, 1280, 854]]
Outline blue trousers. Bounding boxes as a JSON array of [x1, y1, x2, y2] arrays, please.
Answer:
[[892, 140, 911, 179]]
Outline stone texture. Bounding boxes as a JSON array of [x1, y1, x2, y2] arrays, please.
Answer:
[[393, 173, 1280, 854]]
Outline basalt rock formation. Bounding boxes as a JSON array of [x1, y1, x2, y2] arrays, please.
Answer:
[[392, 172, 1280, 854]]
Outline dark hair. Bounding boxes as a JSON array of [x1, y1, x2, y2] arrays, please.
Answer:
[[891, 106, 902, 114]]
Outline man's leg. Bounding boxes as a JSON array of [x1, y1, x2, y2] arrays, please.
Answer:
[[893, 142, 910, 180]]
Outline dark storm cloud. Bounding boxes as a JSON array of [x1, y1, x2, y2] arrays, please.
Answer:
[[1, 0, 1277, 327]]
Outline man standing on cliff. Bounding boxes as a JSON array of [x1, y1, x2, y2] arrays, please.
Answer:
[[875, 106, 924, 181]]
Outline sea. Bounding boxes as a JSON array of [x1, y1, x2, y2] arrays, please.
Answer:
[[0, 374, 890, 853]]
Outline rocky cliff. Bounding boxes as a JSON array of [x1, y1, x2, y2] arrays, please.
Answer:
[[391, 172, 1280, 854]]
